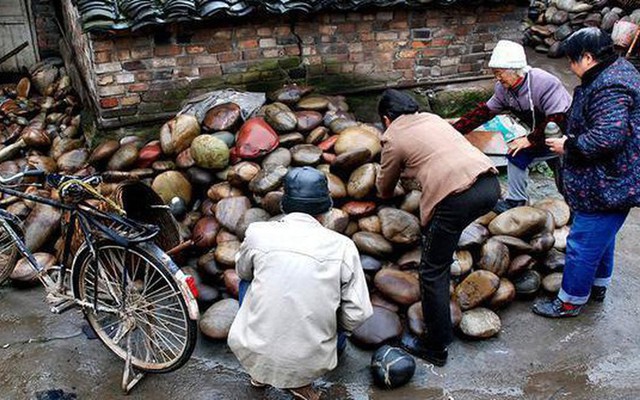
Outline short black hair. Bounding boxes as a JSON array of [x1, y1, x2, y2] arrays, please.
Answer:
[[561, 27, 615, 63], [378, 89, 420, 122]]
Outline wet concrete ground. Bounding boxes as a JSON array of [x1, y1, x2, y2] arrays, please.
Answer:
[[2, 52, 639, 400], [1, 175, 640, 400]]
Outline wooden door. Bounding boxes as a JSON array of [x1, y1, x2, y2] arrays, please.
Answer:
[[0, 0, 39, 72]]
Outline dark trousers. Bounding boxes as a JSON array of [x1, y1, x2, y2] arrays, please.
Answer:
[[419, 173, 500, 348]]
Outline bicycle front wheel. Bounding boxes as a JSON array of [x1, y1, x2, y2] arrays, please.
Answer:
[[72, 240, 197, 373], [0, 218, 22, 285]]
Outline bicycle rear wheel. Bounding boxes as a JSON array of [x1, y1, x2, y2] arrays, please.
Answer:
[[0, 218, 22, 285], [72, 240, 197, 373]]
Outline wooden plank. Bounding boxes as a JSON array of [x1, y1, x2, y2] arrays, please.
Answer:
[[0, 0, 38, 72]]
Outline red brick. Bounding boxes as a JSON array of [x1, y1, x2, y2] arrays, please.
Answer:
[[420, 48, 446, 57], [431, 38, 452, 47], [337, 23, 356, 34], [217, 52, 241, 63], [274, 26, 291, 36], [239, 40, 258, 49], [257, 27, 272, 37], [94, 51, 111, 64], [186, 45, 206, 54], [199, 66, 222, 77], [176, 56, 193, 66], [135, 71, 153, 82], [398, 49, 417, 58], [116, 49, 131, 61], [393, 59, 413, 69], [100, 97, 119, 109], [93, 40, 114, 51], [131, 47, 153, 59], [155, 45, 182, 57], [207, 42, 229, 53], [243, 49, 261, 60], [285, 46, 299, 56], [120, 95, 141, 106], [128, 83, 149, 92]]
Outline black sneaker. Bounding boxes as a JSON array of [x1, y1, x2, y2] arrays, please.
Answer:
[[590, 286, 607, 302], [399, 332, 448, 367], [493, 199, 526, 214], [532, 297, 583, 318]]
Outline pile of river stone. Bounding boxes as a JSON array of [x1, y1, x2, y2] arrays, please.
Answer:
[[525, 0, 640, 57], [0, 72, 571, 348]]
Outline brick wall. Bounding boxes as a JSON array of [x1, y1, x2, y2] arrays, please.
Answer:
[[31, 0, 62, 58], [60, 2, 525, 130]]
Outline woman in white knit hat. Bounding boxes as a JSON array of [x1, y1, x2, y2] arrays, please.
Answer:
[[453, 40, 572, 213]]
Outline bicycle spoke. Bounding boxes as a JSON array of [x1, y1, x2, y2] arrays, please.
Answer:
[[132, 313, 185, 353]]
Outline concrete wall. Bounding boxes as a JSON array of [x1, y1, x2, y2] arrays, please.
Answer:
[[60, 1, 525, 129]]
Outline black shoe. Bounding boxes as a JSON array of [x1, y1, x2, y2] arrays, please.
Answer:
[[532, 297, 583, 318], [399, 332, 448, 367], [590, 286, 607, 302], [493, 199, 526, 214]]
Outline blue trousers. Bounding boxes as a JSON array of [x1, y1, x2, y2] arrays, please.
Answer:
[[558, 210, 629, 305], [238, 280, 347, 354]]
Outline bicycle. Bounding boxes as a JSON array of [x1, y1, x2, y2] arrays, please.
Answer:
[[0, 169, 200, 393]]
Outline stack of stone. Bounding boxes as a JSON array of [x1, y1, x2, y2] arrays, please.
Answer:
[[0, 73, 572, 348], [525, 0, 640, 57]]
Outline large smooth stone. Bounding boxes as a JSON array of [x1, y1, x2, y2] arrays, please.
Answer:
[[327, 173, 347, 199], [370, 292, 399, 312], [408, 301, 462, 336], [231, 118, 279, 160], [136, 141, 162, 169], [553, 226, 570, 251], [203, 102, 242, 132], [187, 167, 214, 189], [542, 272, 563, 293], [458, 222, 490, 248], [152, 171, 192, 204], [508, 254, 536, 277], [190, 135, 230, 170], [207, 182, 243, 203], [400, 190, 421, 215], [50, 137, 84, 160], [197, 284, 220, 309], [290, 144, 322, 166], [198, 251, 223, 284], [296, 111, 323, 132], [488, 206, 548, 238], [160, 114, 200, 155], [347, 163, 376, 199], [513, 270, 542, 297], [262, 148, 291, 169], [58, 148, 89, 173], [24, 204, 62, 252], [215, 240, 241, 266], [378, 207, 420, 245], [215, 196, 251, 233], [248, 165, 288, 195], [353, 232, 394, 257], [223, 269, 240, 298], [331, 148, 372, 172], [351, 306, 402, 349], [27, 155, 57, 174], [237, 208, 271, 239], [260, 191, 284, 215], [227, 161, 261, 187], [297, 95, 330, 111], [455, 270, 500, 310], [342, 201, 376, 217], [192, 216, 220, 248], [264, 102, 297, 132], [199, 299, 239, 340], [374, 269, 420, 305], [361, 255, 383, 274], [544, 249, 566, 273], [459, 308, 501, 339], [488, 278, 516, 309], [272, 84, 313, 105], [533, 199, 571, 228], [175, 148, 196, 169], [212, 131, 235, 148], [278, 132, 305, 148], [11, 252, 56, 285], [317, 208, 349, 233], [397, 248, 421, 270], [530, 232, 556, 254], [306, 126, 329, 145], [334, 127, 382, 156], [451, 250, 473, 277], [329, 118, 358, 134], [358, 215, 382, 234], [477, 239, 510, 277], [475, 211, 497, 226], [491, 235, 533, 253]]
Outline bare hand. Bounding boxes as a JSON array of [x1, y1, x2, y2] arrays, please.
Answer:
[[546, 136, 567, 155], [507, 136, 532, 157]]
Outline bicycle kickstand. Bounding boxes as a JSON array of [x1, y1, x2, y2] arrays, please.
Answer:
[[122, 332, 145, 394]]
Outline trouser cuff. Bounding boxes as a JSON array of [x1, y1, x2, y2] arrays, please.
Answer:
[[558, 288, 589, 306]]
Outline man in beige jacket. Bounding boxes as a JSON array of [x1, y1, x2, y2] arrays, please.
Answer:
[[376, 89, 500, 366], [228, 167, 373, 400]]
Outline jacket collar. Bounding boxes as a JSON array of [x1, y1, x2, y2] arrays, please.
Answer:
[[581, 55, 618, 86], [282, 212, 322, 226]]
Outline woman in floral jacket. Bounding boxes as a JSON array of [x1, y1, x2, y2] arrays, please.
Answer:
[[534, 27, 640, 317]]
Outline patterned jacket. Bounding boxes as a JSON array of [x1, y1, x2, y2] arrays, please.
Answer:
[[563, 57, 640, 212]]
